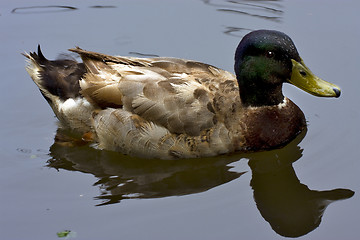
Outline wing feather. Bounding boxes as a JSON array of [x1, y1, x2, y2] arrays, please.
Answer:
[[72, 48, 235, 136]]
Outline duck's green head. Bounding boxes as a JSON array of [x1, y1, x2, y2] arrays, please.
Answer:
[[234, 30, 340, 106]]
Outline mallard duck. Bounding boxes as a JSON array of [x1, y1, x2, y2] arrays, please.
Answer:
[[24, 30, 340, 159]]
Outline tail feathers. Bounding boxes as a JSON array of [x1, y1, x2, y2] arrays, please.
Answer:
[[24, 45, 86, 103]]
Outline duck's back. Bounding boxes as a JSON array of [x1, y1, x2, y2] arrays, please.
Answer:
[[25, 47, 243, 159]]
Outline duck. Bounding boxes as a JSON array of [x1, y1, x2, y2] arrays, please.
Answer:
[[24, 30, 341, 159]]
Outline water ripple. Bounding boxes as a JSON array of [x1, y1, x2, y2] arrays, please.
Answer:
[[11, 5, 78, 14], [202, 0, 284, 37]]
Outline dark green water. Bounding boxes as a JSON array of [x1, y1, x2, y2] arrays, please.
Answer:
[[0, 0, 359, 239]]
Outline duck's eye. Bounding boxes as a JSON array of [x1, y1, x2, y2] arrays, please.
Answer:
[[266, 51, 275, 58]]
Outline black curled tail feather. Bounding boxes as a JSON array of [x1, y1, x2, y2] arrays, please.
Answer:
[[29, 44, 48, 64], [25, 45, 87, 102]]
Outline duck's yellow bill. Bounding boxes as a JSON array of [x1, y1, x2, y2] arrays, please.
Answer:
[[289, 59, 341, 98]]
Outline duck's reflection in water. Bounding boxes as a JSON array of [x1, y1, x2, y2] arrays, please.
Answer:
[[48, 129, 245, 205], [246, 130, 354, 237], [47, 128, 354, 237]]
